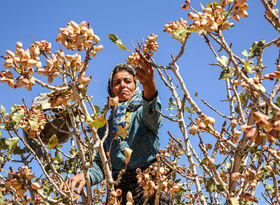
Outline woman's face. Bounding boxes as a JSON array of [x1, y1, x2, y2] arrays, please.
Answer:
[[112, 70, 136, 102]]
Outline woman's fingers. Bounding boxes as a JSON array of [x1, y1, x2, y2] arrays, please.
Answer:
[[76, 179, 86, 194], [139, 58, 153, 74], [59, 173, 86, 195], [69, 177, 79, 194], [59, 181, 66, 191], [135, 67, 145, 78]]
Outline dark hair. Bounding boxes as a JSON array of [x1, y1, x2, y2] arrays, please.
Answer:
[[107, 64, 136, 97]]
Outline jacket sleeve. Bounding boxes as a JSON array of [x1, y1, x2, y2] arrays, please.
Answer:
[[88, 152, 105, 185], [142, 91, 163, 134]]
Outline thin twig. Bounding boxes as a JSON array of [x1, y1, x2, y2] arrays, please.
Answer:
[[199, 97, 232, 119]]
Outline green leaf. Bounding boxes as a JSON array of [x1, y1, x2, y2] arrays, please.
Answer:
[[87, 115, 106, 129], [223, 163, 231, 169], [242, 50, 248, 57], [204, 178, 218, 193], [234, 105, 240, 114], [13, 146, 28, 155], [265, 184, 273, 191], [166, 97, 176, 110], [117, 125, 129, 140], [240, 93, 246, 104], [184, 106, 193, 114], [10, 104, 17, 113], [248, 40, 265, 59], [217, 55, 228, 67], [116, 40, 127, 50], [0, 191, 4, 204], [0, 139, 8, 149], [219, 69, 232, 80], [12, 109, 24, 128], [47, 134, 59, 149], [94, 105, 102, 114], [200, 3, 205, 10], [206, 2, 212, 7], [108, 34, 119, 43], [276, 96, 280, 107], [5, 137, 19, 158], [173, 26, 189, 41], [229, 22, 235, 28], [213, 1, 219, 7], [200, 158, 207, 166], [244, 61, 255, 74], [218, 45, 223, 52], [1, 105, 6, 116], [222, 11, 231, 18], [108, 34, 127, 50], [55, 151, 63, 161], [69, 146, 77, 156], [28, 118, 39, 130]]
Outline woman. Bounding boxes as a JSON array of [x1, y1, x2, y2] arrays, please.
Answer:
[[64, 60, 172, 204]]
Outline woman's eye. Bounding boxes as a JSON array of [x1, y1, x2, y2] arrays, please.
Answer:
[[113, 81, 120, 86]]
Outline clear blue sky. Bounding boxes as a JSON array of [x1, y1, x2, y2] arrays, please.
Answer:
[[0, 0, 277, 202]]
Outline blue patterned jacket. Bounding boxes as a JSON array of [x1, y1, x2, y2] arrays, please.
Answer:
[[88, 94, 163, 184]]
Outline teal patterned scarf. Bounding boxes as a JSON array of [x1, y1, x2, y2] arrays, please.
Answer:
[[107, 64, 142, 133]]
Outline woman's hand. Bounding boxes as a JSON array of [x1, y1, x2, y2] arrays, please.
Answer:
[[59, 172, 86, 195], [135, 55, 157, 101]]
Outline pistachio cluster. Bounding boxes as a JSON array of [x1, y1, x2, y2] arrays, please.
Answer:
[[5, 166, 36, 198], [0, 21, 103, 91], [2, 104, 46, 138], [226, 145, 280, 201], [37, 51, 65, 83], [107, 189, 123, 205], [136, 162, 183, 198], [1, 41, 43, 90], [230, 165, 268, 196], [126, 52, 140, 68], [0, 69, 35, 90], [56, 21, 101, 51], [135, 137, 185, 198], [241, 111, 280, 144], [37, 52, 85, 83], [3, 41, 42, 70], [188, 4, 229, 32], [230, 118, 242, 143], [142, 33, 159, 56], [17, 105, 46, 139], [126, 34, 159, 68], [231, 0, 249, 21], [183, 0, 248, 33], [163, 18, 188, 43], [189, 114, 215, 135], [107, 189, 134, 205], [33, 40, 52, 54], [265, 0, 278, 24], [92, 185, 106, 203], [180, 0, 191, 11], [263, 67, 280, 80]]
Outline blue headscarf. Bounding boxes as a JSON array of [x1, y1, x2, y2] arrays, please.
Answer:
[[107, 64, 142, 134]]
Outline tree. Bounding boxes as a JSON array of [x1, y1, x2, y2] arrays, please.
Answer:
[[0, 0, 280, 204]]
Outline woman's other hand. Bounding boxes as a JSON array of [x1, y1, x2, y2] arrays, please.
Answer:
[[59, 172, 86, 195]]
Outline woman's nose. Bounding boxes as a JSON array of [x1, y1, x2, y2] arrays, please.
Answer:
[[120, 80, 126, 88]]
